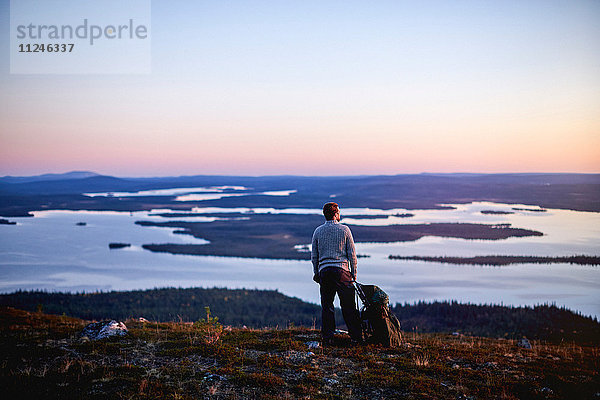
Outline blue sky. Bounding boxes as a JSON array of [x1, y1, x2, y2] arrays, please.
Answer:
[[1, 0, 599, 176]]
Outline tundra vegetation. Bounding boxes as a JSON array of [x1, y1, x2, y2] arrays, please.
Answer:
[[1, 306, 598, 399]]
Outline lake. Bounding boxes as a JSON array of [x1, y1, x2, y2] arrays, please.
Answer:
[[1, 201, 598, 318]]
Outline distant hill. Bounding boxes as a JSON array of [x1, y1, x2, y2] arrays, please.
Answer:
[[0, 171, 101, 184], [1, 173, 599, 215], [2, 175, 137, 194]]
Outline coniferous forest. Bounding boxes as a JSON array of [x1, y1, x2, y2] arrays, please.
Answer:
[[1, 287, 598, 344]]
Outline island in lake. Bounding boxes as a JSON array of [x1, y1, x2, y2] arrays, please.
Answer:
[[346, 213, 414, 219], [0, 172, 597, 260], [388, 255, 600, 266], [513, 207, 547, 212], [109, 242, 131, 249], [137, 213, 543, 259]]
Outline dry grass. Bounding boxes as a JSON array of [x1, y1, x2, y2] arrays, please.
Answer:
[[1, 306, 599, 399]]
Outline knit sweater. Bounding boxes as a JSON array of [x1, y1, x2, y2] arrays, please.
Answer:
[[311, 220, 358, 278]]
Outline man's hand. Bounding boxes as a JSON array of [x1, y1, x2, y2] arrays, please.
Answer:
[[313, 273, 320, 284]]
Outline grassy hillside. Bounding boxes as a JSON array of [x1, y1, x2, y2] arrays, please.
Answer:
[[1, 307, 598, 399], [1, 288, 598, 344]]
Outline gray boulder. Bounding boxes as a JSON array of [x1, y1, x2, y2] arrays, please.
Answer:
[[81, 320, 128, 340], [518, 338, 532, 349]]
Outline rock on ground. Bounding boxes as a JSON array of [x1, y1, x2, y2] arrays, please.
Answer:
[[518, 338, 532, 349], [80, 320, 128, 340]]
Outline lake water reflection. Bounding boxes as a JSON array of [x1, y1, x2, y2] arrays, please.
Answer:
[[0, 202, 598, 318]]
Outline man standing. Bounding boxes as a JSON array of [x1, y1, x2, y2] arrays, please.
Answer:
[[311, 202, 362, 344]]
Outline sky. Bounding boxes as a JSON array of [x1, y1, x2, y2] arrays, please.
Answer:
[[0, 0, 599, 177]]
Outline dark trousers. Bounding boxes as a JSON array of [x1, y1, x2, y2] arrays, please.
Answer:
[[319, 267, 362, 341]]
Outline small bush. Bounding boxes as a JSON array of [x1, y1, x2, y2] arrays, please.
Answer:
[[193, 306, 223, 345]]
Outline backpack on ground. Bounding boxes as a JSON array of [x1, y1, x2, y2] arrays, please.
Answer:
[[354, 282, 402, 347]]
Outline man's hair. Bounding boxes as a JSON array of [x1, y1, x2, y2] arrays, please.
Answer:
[[323, 202, 339, 220]]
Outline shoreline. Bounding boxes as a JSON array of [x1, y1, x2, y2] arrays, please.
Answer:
[[137, 217, 543, 260]]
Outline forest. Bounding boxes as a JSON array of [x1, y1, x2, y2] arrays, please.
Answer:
[[0, 287, 321, 328], [388, 255, 600, 266], [1, 287, 598, 344], [391, 301, 600, 344]]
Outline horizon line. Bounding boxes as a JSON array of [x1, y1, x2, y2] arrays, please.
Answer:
[[2, 170, 600, 180]]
